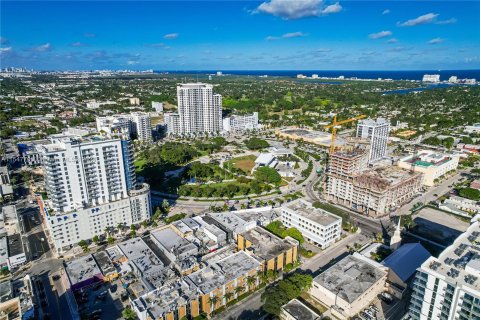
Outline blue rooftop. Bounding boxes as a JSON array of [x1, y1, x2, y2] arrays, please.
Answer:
[[382, 243, 431, 282]]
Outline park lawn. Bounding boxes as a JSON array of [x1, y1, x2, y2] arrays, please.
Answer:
[[134, 158, 148, 172], [230, 155, 257, 174]]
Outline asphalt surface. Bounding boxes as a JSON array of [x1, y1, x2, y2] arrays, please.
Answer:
[[216, 232, 369, 320]]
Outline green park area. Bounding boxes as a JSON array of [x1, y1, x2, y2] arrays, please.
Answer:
[[225, 155, 257, 174]]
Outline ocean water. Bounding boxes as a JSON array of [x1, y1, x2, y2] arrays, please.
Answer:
[[157, 69, 480, 81]]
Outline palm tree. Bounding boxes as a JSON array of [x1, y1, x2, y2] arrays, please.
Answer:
[[208, 295, 220, 312], [257, 270, 268, 284], [234, 286, 244, 297], [225, 291, 234, 303], [246, 275, 256, 290]]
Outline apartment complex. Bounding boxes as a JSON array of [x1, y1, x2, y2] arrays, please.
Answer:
[[167, 83, 222, 135], [356, 118, 390, 163], [397, 150, 459, 186], [96, 112, 152, 141], [325, 149, 423, 216], [408, 216, 480, 320], [36, 134, 151, 252], [222, 112, 260, 132], [281, 199, 342, 249]]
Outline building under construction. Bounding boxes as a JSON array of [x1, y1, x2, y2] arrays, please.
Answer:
[[325, 147, 423, 217]]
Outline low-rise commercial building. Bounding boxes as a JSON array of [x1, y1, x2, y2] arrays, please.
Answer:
[[280, 299, 321, 320], [440, 195, 480, 217], [281, 199, 342, 249], [397, 150, 459, 186], [0, 206, 26, 270], [310, 253, 388, 319], [96, 112, 152, 141], [408, 215, 480, 320], [237, 226, 298, 271], [0, 167, 13, 201]]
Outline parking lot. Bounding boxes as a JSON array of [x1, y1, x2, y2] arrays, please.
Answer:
[[74, 278, 127, 320]]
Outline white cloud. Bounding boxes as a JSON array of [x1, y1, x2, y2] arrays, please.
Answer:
[[0, 47, 12, 53], [387, 38, 398, 43], [70, 42, 86, 47], [382, 9, 390, 15], [35, 43, 52, 52], [126, 60, 139, 65], [282, 31, 307, 38], [398, 13, 439, 27], [256, 0, 341, 20], [84, 33, 96, 38], [369, 30, 392, 39], [266, 31, 308, 40], [163, 33, 179, 40], [436, 18, 457, 25], [321, 2, 342, 14], [428, 37, 444, 44]]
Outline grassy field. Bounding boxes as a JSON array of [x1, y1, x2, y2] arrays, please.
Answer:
[[228, 155, 257, 174]]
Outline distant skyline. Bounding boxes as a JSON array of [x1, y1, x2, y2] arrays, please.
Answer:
[[1, 1, 479, 70]]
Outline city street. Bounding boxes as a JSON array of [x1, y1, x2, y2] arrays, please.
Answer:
[[215, 232, 369, 320]]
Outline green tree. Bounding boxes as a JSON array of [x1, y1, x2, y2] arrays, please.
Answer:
[[92, 235, 100, 245], [130, 230, 136, 238], [78, 240, 89, 253], [208, 295, 220, 312], [122, 306, 137, 320], [107, 236, 115, 245], [244, 137, 269, 150], [459, 187, 480, 200], [254, 167, 282, 185]]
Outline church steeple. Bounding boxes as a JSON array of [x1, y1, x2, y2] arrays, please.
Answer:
[[390, 217, 402, 250]]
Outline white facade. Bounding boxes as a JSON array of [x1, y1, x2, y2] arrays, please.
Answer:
[[152, 101, 164, 113], [397, 150, 459, 186], [36, 135, 150, 251], [164, 113, 180, 135], [356, 118, 390, 163], [175, 83, 222, 135], [280, 199, 341, 249], [449, 76, 458, 83], [223, 112, 260, 132], [96, 112, 152, 141], [408, 216, 480, 320], [422, 74, 440, 83]]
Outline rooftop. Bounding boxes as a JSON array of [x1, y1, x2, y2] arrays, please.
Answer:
[[186, 251, 260, 295], [355, 166, 421, 191], [283, 199, 342, 226], [282, 299, 321, 320], [382, 243, 431, 282], [65, 254, 102, 286], [7, 234, 24, 257], [242, 226, 298, 262], [151, 227, 193, 255], [314, 253, 387, 304], [421, 216, 480, 291], [92, 251, 116, 275]]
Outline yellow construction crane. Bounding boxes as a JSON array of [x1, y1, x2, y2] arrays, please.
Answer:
[[324, 114, 367, 154]]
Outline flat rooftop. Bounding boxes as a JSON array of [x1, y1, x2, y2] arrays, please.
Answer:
[[186, 251, 260, 295], [313, 253, 387, 304], [7, 234, 24, 257], [282, 299, 321, 320], [233, 207, 281, 226], [242, 226, 297, 262], [65, 254, 102, 286], [284, 199, 341, 226], [151, 227, 192, 253], [421, 217, 480, 291], [92, 251, 116, 275]]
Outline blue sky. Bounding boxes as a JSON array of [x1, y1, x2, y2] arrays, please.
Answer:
[[1, 1, 479, 70]]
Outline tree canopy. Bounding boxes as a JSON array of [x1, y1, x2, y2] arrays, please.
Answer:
[[244, 137, 269, 150], [254, 167, 282, 185]]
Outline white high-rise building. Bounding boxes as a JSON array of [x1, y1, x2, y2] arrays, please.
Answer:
[[164, 113, 180, 136], [408, 215, 480, 320], [36, 134, 150, 252], [129, 112, 152, 141], [222, 112, 260, 132], [174, 83, 222, 135], [96, 112, 152, 141], [356, 118, 390, 163], [422, 74, 440, 83], [449, 76, 458, 83]]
